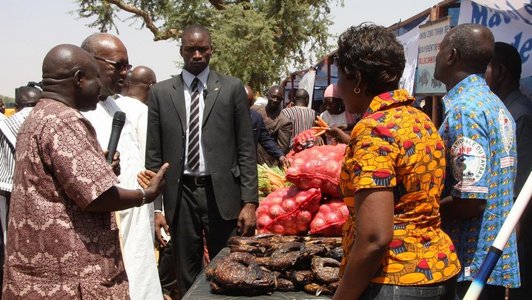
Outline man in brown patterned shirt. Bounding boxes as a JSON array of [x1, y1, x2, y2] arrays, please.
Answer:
[[2, 44, 168, 299]]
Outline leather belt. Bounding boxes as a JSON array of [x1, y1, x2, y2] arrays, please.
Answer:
[[182, 175, 211, 187]]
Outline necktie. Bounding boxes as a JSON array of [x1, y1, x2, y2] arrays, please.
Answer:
[[187, 78, 201, 172]]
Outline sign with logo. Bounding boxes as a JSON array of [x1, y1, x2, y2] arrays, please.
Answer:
[[414, 17, 451, 95], [450, 137, 488, 193]]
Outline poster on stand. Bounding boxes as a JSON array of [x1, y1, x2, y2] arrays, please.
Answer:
[[298, 69, 316, 108], [398, 17, 429, 95], [414, 17, 451, 95]]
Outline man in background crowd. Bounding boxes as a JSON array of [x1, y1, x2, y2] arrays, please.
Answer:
[[520, 76, 532, 101], [281, 88, 317, 139], [320, 84, 357, 144], [122, 65, 157, 105], [0, 84, 41, 199], [486, 41, 532, 299], [116, 65, 156, 161], [435, 24, 520, 298], [246, 85, 287, 167], [0, 83, 41, 290], [253, 85, 292, 166]]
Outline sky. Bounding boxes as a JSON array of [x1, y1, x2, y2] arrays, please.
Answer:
[[0, 0, 441, 98]]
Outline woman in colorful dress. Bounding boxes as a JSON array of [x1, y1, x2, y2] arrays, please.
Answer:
[[332, 23, 460, 300]]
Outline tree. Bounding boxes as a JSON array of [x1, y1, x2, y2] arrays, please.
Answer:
[[0, 95, 15, 105], [75, 0, 340, 92]]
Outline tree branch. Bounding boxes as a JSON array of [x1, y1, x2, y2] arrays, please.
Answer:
[[209, 0, 225, 10], [106, 0, 179, 40]]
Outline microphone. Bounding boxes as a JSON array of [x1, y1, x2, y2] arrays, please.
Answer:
[[106, 111, 126, 164], [203, 89, 208, 98]]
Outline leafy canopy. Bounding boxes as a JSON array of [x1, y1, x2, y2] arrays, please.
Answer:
[[75, 0, 339, 91]]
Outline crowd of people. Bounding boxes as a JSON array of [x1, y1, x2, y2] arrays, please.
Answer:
[[0, 21, 530, 300]]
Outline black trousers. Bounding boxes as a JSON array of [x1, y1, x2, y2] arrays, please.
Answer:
[[170, 178, 237, 297], [158, 240, 178, 298]]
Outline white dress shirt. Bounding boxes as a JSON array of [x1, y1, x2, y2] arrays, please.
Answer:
[[182, 67, 210, 176]]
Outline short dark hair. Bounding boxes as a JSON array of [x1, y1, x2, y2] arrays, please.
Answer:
[[15, 85, 41, 108], [182, 24, 211, 43], [294, 89, 309, 105], [447, 24, 494, 74], [492, 42, 522, 81], [336, 23, 405, 95]]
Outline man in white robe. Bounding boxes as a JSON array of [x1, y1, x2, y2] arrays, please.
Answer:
[[81, 33, 162, 300]]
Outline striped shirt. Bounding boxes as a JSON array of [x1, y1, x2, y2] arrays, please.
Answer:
[[0, 108, 32, 192], [281, 106, 316, 139]]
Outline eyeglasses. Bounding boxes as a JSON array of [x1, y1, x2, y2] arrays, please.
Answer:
[[93, 56, 132, 72]]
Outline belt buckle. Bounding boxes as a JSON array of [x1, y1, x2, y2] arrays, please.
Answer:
[[194, 176, 203, 186]]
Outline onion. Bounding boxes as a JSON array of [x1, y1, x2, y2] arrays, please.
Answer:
[[270, 196, 283, 205], [319, 204, 331, 215], [311, 217, 326, 229], [255, 205, 269, 216], [325, 212, 341, 223], [297, 211, 313, 224], [340, 205, 350, 218], [257, 215, 272, 228], [269, 204, 285, 218], [271, 224, 285, 234], [282, 198, 298, 212]]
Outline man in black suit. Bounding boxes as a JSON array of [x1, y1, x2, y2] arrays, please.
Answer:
[[146, 24, 258, 297]]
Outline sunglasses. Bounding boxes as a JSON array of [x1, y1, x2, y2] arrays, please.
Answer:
[[94, 56, 132, 72]]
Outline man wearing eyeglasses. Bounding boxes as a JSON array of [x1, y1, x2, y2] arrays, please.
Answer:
[[81, 33, 163, 300]]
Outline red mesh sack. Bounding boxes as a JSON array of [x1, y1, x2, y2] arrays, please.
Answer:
[[256, 186, 321, 235], [292, 129, 320, 153], [309, 200, 350, 237], [285, 144, 346, 197]]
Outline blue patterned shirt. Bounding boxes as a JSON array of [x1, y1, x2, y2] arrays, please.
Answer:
[[439, 74, 519, 287]]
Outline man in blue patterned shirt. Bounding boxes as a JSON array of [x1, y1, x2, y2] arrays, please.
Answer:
[[435, 24, 519, 299]]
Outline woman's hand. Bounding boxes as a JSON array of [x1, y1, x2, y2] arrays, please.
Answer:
[[326, 126, 350, 144]]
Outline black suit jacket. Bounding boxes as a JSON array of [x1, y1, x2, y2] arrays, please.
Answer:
[[146, 71, 258, 225], [250, 109, 283, 159]]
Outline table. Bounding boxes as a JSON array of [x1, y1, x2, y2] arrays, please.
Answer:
[[182, 248, 332, 300]]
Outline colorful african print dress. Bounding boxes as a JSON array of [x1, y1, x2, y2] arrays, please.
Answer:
[[340, 89, 461, 286], [439, 74, 520, 288]]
